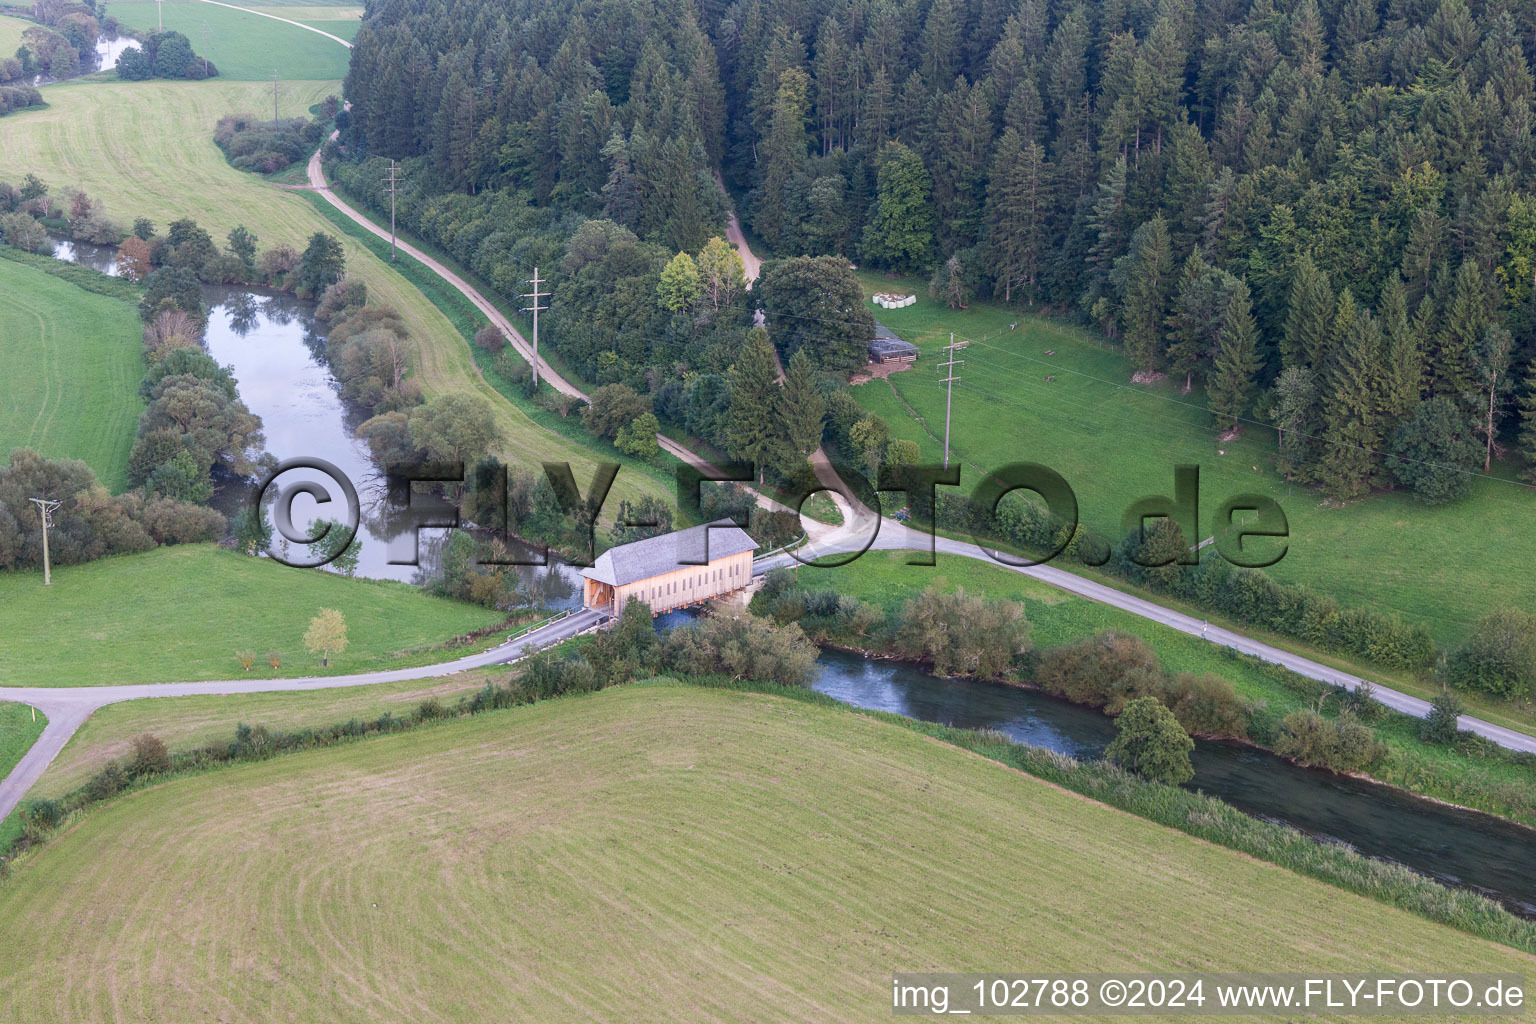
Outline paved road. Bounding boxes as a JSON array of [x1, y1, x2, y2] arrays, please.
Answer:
[[0, 608, 608, 821], [756, 517, 1536, 756]]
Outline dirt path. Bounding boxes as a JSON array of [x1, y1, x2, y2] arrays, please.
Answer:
[[305, 142, 588, 402], [714, 170, 761, 285]]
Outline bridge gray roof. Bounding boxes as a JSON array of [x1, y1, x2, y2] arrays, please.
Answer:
[[579, 519, 757, 586]]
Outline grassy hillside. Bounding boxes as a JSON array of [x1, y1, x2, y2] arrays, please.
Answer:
[[0, 684, 1529, 1021], [853, 272, 1536, 647], [0, 545, 502, 686], [0, 79, 669, 509], [0, 257, 143, 490], [109, 1, 352, 80], [0, 13, 29, 55]]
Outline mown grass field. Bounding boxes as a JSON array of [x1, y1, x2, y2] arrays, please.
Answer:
[[805, 550, 1536, 821], [34, 668, 498, 795], [0, 257, 143, 490], [854, 272, 1536, 648], [0, 545, 501, 686], [0, 684, 1529, 1022], [0, 12, 30, 55], [2, 78, 669, 509], [109, 0, 352, 80]]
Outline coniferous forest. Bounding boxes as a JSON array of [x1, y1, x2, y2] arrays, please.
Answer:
[[339, 0, 1536, 502]]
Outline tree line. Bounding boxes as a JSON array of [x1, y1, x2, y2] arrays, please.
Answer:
[[339, 0, 1536, 501]]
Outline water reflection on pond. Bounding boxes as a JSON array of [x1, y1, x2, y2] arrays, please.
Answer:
[[50, 235, 579, 604]]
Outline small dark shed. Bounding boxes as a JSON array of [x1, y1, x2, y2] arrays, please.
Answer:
[[868, 334, 919, 364]]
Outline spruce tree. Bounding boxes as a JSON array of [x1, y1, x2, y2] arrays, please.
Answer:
[[1116, 214, 1174, 374], [1517, 368, 1536, 484], [1280, 253, 1334, 371], [1377, 275, 1423, 430], [1319, 306, 1386, 499], [727, 327, 783, 483], [776, 348, 826, 460], [1431, 259, 1486, 400], [984, 128, 1051, 303], [1164, 249, 1212, 393], [1208, 281, 1262, 432], [1271, 366, 1318, 480]]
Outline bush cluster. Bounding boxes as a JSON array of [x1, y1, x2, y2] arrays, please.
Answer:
[[1274, 710, 1388, 773], [316, 280, 424, 415], [213, 113, 324, 174], [1035, 630, 1252, 739], [932, 491, 1437, 673]]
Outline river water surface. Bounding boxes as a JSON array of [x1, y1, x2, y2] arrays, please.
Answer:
[[809, 647, 1536, 917]]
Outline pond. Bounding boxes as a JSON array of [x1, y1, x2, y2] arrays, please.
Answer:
[[50, 236, 580, 605], [809, 647, 1536, 918], [31, 32, 139, 85]]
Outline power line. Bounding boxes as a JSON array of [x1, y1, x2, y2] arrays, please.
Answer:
[[938, 333, 966, 471], [27, 498, 60, 585], [520, 267, 549, 389], [382, 160, 402, 262]]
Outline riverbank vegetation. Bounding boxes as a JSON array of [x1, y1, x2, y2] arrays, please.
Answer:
[[2, 682, 1530, 1021], [763, 550, 1536, 827], [0, 544, 502, 686]]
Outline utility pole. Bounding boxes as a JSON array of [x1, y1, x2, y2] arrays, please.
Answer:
[[938, 333, 967, 471], [28, 498, 60, 585], [382, 160, 402, 261], [202, 20, 208, 78], [156, 0, 162, 32], [520, 267, 549, 389], [272, 69, 279, 130]]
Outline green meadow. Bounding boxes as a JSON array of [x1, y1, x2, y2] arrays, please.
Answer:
[[0, 256, 143, 490], [853, 272, 1536, 648], [0, 545, 501, 686], [108, 0, 352, 80]]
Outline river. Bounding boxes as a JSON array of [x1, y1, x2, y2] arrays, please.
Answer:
[[51, 237, 1536, 919], [808, 647, 1536, 917], [52, 236, 580, 605]]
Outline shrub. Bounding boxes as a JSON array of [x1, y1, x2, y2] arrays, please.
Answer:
[[128, 734, 171, 777], [895, 584, 1031, 679], [1105, 696, 1194, 784], [20, 799, 63, 841], [475, 324, 507, 353], [85, 761, 127, 802], [661, 611, 821, 687], [1034, 630, 1163, 710], [1443, 608, 1536, 700], [1275, 710, 1386, 773], [1421, 690, 1466, 745], [1162, 671, 1250, 739]]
